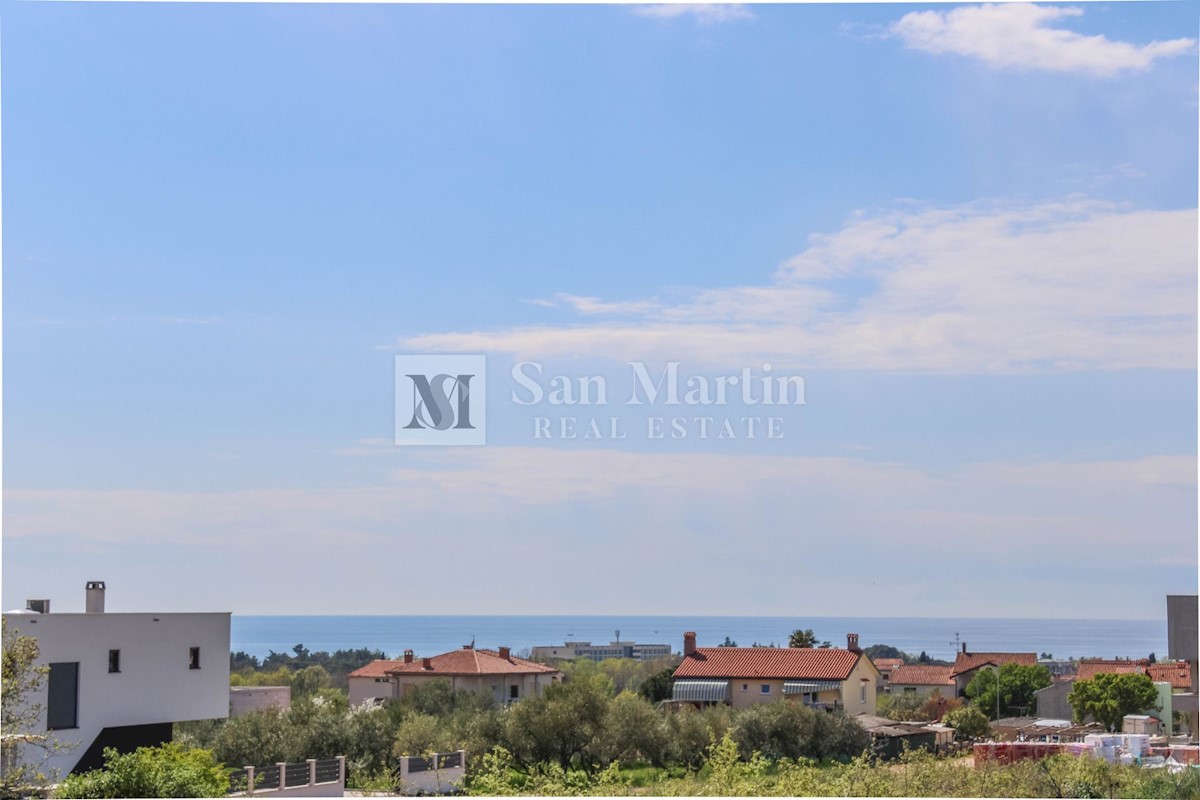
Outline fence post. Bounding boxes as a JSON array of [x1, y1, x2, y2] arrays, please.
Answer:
[[307, 759, 317, 787], [277, 762, 288, 789], [244, 766, 255, 797], [399, 755, 409, 789], [337, 755, 346, 788]]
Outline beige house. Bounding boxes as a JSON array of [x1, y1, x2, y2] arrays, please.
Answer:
[[950, 645, 1037, 697], [887, 665, 955, 697], [671, 632, 880, 713], [348, 646, 562, 707]]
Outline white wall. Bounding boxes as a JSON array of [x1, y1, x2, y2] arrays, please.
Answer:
[[3, 611, 231, 778], [230, 686, 291, 717]]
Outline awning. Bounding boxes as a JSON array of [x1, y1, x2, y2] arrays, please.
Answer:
[[783, 680, 841, 695], [672, 680, 730, 702]]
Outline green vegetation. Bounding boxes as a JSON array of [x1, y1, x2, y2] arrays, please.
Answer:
[[2, 620, 67, 798], [462, 737, 1200, 798], [941, 707, 991, 740], [965, 663, 1052, 719], [55, 744, 228, 798], [229, 644, 385, 691], [1068, 672, 1161, 731], [788, 629, 817, 648]]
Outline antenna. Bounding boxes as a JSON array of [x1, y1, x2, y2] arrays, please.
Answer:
[[949, 632, 960, 652]]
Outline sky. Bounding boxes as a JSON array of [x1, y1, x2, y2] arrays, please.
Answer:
[[2, 1, 1197, 618]]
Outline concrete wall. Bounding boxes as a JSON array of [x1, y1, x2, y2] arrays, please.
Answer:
[[230, 686, 291, 717], [348, 676, 394, 707], [1168, 595, 1198, 692], [3, 611, 230, 778], [1034, 680, 1074, 721]]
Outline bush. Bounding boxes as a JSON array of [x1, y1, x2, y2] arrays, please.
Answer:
[[56, 744, 228, 798], [943, 706, 991, 740]]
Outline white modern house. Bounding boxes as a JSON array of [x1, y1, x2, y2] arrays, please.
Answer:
[[3, 582, 231, 778]]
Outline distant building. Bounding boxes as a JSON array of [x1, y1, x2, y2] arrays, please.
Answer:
[[949, 645, 1037, 698], [670, 632, 880, 712], [872, 658, 904, 681], [2, 582, 230, 778], [886, 665, 955, 697], [348, 646, 562, 707], [531, 637, 672, 663], [1167, 595, 1198, 739]]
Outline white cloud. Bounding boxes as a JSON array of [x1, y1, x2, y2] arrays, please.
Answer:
[[632, 4, 753, 24], [5, 451, 1193, 615], [890, 4, 1195, 76], [401, 199, 1197, 373]]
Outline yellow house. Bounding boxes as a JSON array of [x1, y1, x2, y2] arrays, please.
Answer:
[[671, 632, 881, 713]]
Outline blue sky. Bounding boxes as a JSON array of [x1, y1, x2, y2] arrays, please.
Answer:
[[3, 2, 1197, 618]]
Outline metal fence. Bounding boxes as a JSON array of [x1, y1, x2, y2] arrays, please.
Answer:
[[228, 757, 345, 795]]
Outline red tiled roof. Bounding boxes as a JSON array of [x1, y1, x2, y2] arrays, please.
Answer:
[[887, 665, 954, 686], [1073, 659, 1191, 689], [951, 652, 1037, 677], [382, 648, 560, 677], [1076, 659, 1144, 682], [1147, 662, 1192, 689], [673, 647, 862, 681], [349, 660, 405, 678], [874, 658, 905, 671]]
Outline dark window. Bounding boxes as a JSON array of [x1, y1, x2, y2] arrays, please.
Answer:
[[108, 650, 120, 673], [47, 662, 79, 729], [189, 647, 201, 670], [509, 684, 519, 699], [760, 684, 770, 694]]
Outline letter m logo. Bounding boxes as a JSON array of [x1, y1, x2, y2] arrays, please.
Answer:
[[394, 356, 487, 445]]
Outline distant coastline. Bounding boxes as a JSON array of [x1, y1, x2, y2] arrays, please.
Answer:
[[230, 614, 1165, 663]]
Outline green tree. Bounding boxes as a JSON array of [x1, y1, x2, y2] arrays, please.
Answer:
[[877, 691, 929, 722], [637, 667, 675, 704], [719, 637, 738, 648], [1068, 672, 1161, 731], [964, 663, 1051, 719], [55, 743, 228, 798], [2, 619, 68, 797], [290, 665, 331, 697], [503, 674, 610, 771], [788, 629, 817, 648], [943, 706, 991, 740]]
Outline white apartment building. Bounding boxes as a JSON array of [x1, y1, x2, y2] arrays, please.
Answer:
[[3, 582, 231, 778]]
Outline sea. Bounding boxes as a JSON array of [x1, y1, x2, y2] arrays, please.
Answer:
[[230, 615, 1166, 663]]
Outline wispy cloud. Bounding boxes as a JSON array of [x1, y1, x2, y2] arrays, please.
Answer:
[[6, 451, 1193, 614], [889, 4, 1195, 77], [632, 4, 753, 25], [400, 199, 1196, 374]]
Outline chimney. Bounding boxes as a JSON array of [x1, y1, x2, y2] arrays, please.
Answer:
[[85, 581, 106, 613], [403, 649, 414, 664], [499, 646, 511, 660], [847, 633, 861, 653], [422, 657, 432, 670], [25, 599, 49, 614], [684, 631, 697, 657], [962, 642, 968, 654]]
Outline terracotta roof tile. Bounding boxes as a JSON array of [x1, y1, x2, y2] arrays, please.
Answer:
[[382, 648, 560, 677], [950, 651, 1037, 677], [1147, 662, 1192, 690], [873, 658, 905, 671], [673, 647, 863, 681], [1076, 659, 1144, 682], [887, 665, 955, 686], [349, 660, 405, 678]]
